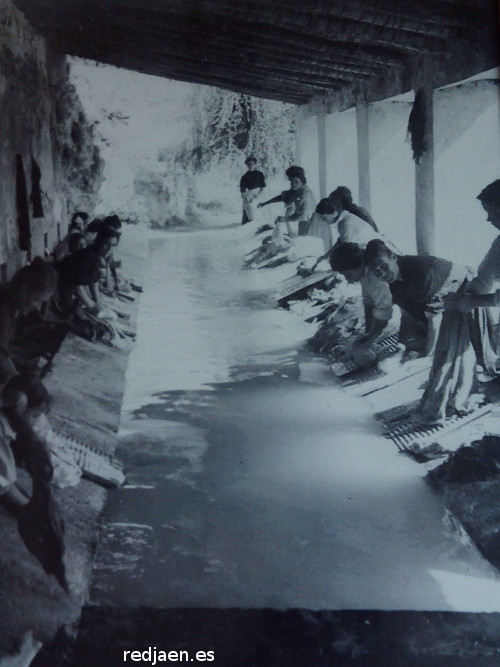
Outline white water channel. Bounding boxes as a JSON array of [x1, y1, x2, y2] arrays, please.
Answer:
[[91, 225, 500, 611]]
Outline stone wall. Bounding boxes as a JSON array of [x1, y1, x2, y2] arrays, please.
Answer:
[[0, 0, 102, 280]]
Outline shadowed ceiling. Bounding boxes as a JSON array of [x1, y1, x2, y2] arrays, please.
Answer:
[[14, 0, 500, 104]]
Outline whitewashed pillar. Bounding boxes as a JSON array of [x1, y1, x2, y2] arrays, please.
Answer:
[[317, 105, 327, 198], [294, 105, 304, 165], [356, 102, 371, 211]]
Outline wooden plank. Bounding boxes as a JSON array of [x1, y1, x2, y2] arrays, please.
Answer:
[[382, 404, 492, 451], [51, 430, 126, 489], [276, 271, 331, 303], [331, 334, 400, 377]]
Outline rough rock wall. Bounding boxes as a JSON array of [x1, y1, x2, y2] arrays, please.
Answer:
[[0, 0, 102, 278]]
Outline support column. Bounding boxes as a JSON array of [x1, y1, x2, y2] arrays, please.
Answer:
[[317, 106, 327, 198], [294, 105, 304, 165], [414, 81, 435, 256], [356, 102, 371, 211]]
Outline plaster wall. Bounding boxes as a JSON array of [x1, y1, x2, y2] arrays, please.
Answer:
[[434, 81, 500, 269], [368, 100, 415, 254], [324, 108, 358, 201], [296, 114, 320, 200]]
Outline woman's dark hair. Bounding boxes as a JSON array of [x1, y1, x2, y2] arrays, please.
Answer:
[[10, 257, 58, 296], [364, 239, 394, 266], [285, 165, 306, 184], [68, 231, 87, 254], [477, 180, 500, 206], [329, 243, 364, 273], [328, 186, 353, 209], [102, 215, 122, 231], [94, 228, 120, 253], [316, 198, 335, 215], [245, 156, 257, 166], [86, 218, 102, 233]]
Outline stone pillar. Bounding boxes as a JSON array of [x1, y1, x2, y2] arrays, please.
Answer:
[[317, 106, 327, 199], [414, 82, 435, 256], [294, 105, 304, 165], [356, 102, 371, 211]]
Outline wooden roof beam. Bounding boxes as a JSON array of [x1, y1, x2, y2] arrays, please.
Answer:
[[25, 1, 446, 56], [49, 15, 386, 82], [60, 34, 319, 101], [98, 0, 477, 32], [53, 31, 350, 91], [213, 0, 452, 37]]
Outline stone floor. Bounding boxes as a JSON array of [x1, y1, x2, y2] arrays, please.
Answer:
[[0, 227, 146, 658]]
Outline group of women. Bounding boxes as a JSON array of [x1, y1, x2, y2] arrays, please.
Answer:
[[247, 162, 500, 425], [0, 211, 123, 589]]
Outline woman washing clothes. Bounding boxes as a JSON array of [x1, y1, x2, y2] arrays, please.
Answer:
[[414, 180, 500, 424], [0, 259, 58, 387], [303, 198, 337, 253], [0, 258, 58, 509], [0, 259, 66, 587], [53, 227, 120, 316], [300, 192, 381, 276], [329, 243, 393, 358], [258, 166, 316, 238], [47, 228, 121, 343], [2, 374, 67, 589], [246, 166, 316, 267], [328, 186, 378, 232], [364, 239, 471, 359], [67, 211, 90, 251], [244, 190, 297, 267]]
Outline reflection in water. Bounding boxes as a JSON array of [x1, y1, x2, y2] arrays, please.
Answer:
[[91, 229, 500, 611]]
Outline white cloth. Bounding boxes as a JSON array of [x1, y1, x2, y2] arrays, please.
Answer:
[[306, 213, 333, 252], [242, 187, 262, 222], [271, 221, 291, 250], [332, 210, 380, 248], [287, 236, 324, 262]]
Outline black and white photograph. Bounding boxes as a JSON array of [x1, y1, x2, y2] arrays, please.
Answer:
[[0, 1, 500, 665]]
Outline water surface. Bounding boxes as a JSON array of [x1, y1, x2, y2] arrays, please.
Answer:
[[91, 227, 500, 611]]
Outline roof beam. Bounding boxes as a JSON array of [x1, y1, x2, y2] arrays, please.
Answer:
[[19, 0, 447, 56], [46, 13, 390, 83], [61, 36, 318, 103]]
